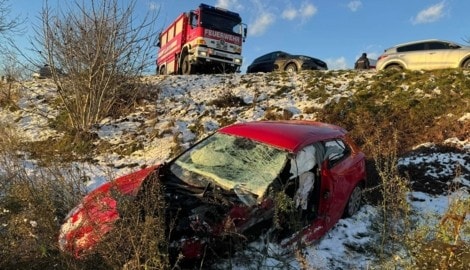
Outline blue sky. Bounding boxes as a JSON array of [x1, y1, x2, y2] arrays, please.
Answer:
[[8, 0, 470, 72]]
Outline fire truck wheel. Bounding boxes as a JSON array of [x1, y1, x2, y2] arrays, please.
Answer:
[[181, 54, 192, 75], [159, 66, 166, 75]]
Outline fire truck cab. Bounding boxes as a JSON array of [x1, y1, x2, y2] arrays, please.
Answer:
[[157, 4, 247, 75]]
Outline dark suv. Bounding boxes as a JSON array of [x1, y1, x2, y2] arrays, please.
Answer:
[[376, 39, 470, 71], [247, 51, 327, 73]]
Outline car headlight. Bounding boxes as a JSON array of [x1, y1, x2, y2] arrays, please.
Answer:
[[63, 203, 83, 221]]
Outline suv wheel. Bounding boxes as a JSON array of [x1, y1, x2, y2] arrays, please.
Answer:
[[385, 64, 402, 71], [285, 63, 298, 72], [463, 59, 470, 69]]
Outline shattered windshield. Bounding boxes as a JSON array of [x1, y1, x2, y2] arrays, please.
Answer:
[[170, 133, 288, 199]]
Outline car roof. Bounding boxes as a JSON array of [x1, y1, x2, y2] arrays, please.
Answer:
[[265, 50, 289, 56], [218, 120, 347, 152], [252, 51, 289, 61], [386, 39, 464, 50]]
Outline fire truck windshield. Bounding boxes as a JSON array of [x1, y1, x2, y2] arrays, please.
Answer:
[[200, 11, 242, 35]]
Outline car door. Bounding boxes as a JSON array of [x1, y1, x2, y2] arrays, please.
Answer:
[[318, 139, 361, 226], [397, 42, 427, 70], [254, 53, 276, 72], [425, 41, 461, 69]]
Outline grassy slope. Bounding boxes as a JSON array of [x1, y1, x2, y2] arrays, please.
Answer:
[[0, 69, 469, 269]]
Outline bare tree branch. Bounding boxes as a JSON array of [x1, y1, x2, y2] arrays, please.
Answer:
[[0, 0, 24, 37], [34, 0, 159, 134]]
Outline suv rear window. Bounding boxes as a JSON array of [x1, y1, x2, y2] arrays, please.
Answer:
[[427, 42, 450, 50]]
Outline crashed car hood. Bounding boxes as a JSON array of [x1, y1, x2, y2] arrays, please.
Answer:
[[58, 165, 159, 257]]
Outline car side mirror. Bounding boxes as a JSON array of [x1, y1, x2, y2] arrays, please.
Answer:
[[156, 33, 161, 48]]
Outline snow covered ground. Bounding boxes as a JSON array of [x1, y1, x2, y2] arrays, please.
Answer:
[[1, 71, 468, 269]]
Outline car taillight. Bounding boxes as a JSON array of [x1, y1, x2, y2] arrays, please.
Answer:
[[377, 55, 388, 61]]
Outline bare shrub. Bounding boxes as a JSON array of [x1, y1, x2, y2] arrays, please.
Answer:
[[438, 190, 469, 245], [91, 172, 172, 269], [0, 75, 21, 110], [208, 90, 246, 108], [33, 0, 158, 134], [363, 131, 469, 269], [1, 50, 29, 82], [406, 183, 470, 269], [0, 125, 173, 269], [0, 126, 91, 269], [361, 131, 412, 262], [263, 107, 293, 120]]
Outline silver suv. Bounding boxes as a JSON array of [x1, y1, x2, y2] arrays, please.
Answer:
[[376, 39, 470, 71]]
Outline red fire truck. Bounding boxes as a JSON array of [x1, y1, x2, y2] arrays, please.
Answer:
[[156, 4, 247, 75]]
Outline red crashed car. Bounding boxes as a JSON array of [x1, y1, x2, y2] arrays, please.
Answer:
[[59, 120, 366, 263]]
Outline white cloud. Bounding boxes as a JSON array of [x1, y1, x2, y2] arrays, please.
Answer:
[[412, 1, 446, 25], [215, 0, 243, 11], [300, 2, 317, 18], [326, 57, 348, 70], [249, 0, 317, 36], [348, 1, 362, 12], [282, 8, 297, 20], [280, 1, 317, 21], [249, 12, 275, 36], [148, 1, 160, 11]]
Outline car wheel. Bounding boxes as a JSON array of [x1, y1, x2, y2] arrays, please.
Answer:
[[181, 54, 192, 75], [385, 64, 402, 71], [343, 184, 363, 217], [285, 63, 298, 72], [462, 59, 470, 69]]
